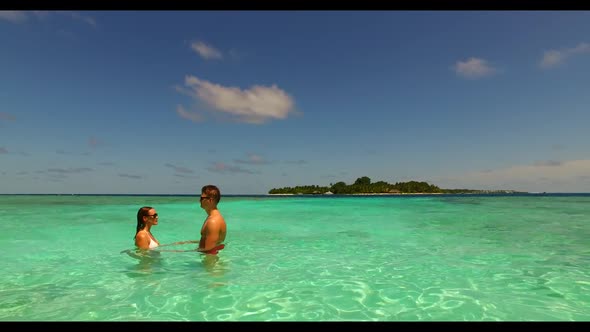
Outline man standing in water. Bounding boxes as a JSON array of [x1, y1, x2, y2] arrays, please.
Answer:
[[198, 185, 227, 259]]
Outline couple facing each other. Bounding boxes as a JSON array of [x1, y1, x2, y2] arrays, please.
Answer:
[[134, 185, 227, 255]]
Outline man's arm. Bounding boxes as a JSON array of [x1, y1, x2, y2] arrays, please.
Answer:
[[198, 220, 221, 252], [159, 240, 198, 247]]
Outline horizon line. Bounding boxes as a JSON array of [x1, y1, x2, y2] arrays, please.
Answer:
[[1, 192, 589, 196]]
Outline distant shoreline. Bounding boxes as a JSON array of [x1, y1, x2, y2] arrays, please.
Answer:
[[268, 193, 445, 196], [268, 192, 546, 196]]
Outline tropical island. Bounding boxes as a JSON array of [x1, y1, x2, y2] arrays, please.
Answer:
[[268, 176, 521, 195]]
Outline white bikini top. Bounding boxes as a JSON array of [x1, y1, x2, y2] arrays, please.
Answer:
[[148, 237, 159, 249]]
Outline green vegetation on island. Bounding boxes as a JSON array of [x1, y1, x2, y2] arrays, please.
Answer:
[[268, 176, 519, 195]]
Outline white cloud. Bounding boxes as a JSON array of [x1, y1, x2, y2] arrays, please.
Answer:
[[207, 162, 256, 174], [540, 42, 590, 69], [47, 167, 93, 174], [118, 173, 143, 179], [31, 11, 50, 19], [285, 159, 307, 165], [0, 10, 96, 27], [0, 112, 16, 121], [180, 76, 296, 124], [0, 11, 27, 23], [174, 85, 198, 99], [453, 57, 496, 79], [438, 159, 590, 192], [234, 153, 271, 165], [165, 163, 194, 174], [58, 11, 97, 27], [88, 136, 103, 148], [540, 50, 563, 68], [533, 160, 562, 167], [176, 104, 204, 123], [191, 41, 223, 60]]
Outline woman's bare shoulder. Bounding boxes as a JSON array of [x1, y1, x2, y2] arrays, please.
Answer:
[[135, 230, 149, 238]]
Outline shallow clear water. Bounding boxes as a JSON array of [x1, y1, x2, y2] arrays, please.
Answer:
[[0, 194, 589, 321]]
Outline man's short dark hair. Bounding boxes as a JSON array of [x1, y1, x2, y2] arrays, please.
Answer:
[[202, 185, 221, 204]]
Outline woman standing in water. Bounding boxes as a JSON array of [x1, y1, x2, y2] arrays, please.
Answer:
[[135, 206, 160, 249]]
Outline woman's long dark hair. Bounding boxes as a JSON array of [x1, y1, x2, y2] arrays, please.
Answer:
[[135, 206, 153, 239]]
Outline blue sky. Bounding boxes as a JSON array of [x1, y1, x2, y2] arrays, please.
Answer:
[[1, 11, 589, 194]]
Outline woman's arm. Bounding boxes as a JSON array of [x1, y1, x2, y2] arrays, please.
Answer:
[[156, 249, 200, 252], [158, 240, 199, 247]]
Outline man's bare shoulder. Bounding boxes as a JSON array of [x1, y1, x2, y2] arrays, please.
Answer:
[[209, 211, 225, 222]]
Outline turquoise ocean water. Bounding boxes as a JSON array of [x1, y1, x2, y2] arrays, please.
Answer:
[[0, 194, 589, 321]]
